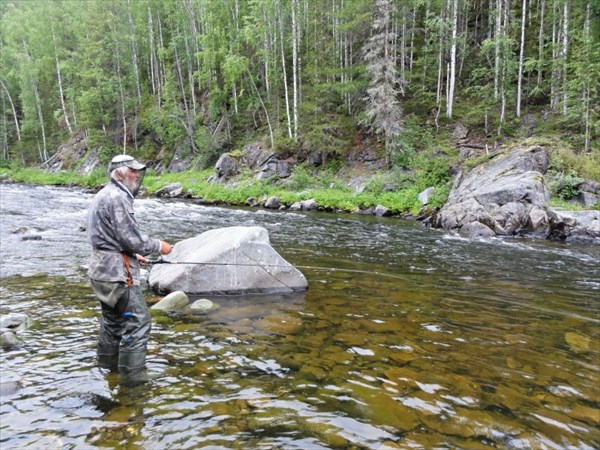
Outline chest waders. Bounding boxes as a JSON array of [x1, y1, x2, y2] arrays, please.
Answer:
[[97, 253, 151, 386]]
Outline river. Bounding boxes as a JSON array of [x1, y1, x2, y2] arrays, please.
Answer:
[[0, 183, 598, 449]]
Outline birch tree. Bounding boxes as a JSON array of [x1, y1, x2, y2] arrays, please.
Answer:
[[0, 78, 21, 142], [561, 0, 568, 116], [516, 0, 526, 117], [51, 25, 72, 134], [447, 0, 459, 118], [291, 0, 300, 141]]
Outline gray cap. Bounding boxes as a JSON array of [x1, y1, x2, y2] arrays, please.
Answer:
[[108, 154, 146, 172]]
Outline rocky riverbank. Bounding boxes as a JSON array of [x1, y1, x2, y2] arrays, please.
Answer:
[[2, 138, 598, 244]]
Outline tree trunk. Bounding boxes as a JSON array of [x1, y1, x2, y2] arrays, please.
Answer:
[[127, 0, 142, 105], [279, 14, 293, 139], [550, 0, 558, 109], [173, 34, 190, 126], [447, 0, 458, 118], [22, 41, 47, 161], [51, 25, 72, 134], [112, 28, 127, 152], [291, 0, 299, 142], [562, 1, 568, 116], [516, 0, 526, 117], [436, 1, 446, 108], [147, 4, 158, 97], [247, 69, 274, 150], [537, 0, 545, 89], [583, 2, 591, 152], [0, 78, 21, 142], [494, 0, 502, 99], [127, 0, 140, 149]]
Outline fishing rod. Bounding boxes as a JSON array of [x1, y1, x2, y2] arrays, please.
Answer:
[[146, 257, 406, 281]]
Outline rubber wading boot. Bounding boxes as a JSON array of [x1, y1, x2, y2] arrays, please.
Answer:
[[97, 343, 119, 372], [118, 350, 148, 387]]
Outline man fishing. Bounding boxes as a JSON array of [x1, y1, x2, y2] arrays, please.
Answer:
[[87, 154, 172, 383]]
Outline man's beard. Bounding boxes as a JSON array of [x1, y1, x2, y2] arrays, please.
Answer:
[[122, 177, 141, 196]]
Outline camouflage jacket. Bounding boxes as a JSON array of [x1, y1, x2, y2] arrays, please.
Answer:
[[87, 180, 161, 285]]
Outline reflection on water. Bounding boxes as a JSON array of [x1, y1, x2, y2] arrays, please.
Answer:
[[1, 183, 599, 449]]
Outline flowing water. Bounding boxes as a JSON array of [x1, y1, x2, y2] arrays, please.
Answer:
[[0, 183, 598, 449]]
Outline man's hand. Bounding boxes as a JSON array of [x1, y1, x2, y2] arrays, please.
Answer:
[[136, 254, 150, 267], [160, 241, 173, 255]]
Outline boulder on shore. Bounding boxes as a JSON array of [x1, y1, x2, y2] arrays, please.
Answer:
[[433, 146, 551, 238], [432, 145, 599, 242], [149, 226, 308, 295]]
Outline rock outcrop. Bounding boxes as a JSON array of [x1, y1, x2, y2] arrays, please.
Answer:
[[149, 226, 308, 295], [432, 145, 599, 243], [214, 142, 293, 182], [547, 210, 600, 242], [433, 146, 551, 238]]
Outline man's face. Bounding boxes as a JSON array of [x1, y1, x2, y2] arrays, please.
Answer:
[[121, 168, 143, 195]]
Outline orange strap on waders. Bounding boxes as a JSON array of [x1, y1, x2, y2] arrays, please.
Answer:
[[122, 252, 133, 288]]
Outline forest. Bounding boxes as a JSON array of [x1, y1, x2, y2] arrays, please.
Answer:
[[0, 0, 598, 182]]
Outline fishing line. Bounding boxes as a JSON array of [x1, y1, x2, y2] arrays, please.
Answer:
[[147, 258, 406, 281]]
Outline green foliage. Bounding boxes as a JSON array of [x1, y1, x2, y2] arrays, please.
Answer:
[[412, 150, 451, 191], [550, 145, 600, 182], [546, 171, 584, 200], [547, 198, 590, 211], [0, 0, 597, 207], [280, 164, 314, 191]]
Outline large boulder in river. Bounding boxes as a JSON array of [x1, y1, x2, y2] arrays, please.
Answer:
[[149, 226, 308, 295], [433, 146, 551, 238]]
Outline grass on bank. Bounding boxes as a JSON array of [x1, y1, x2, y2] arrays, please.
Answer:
[[1, 166, 429, 215], [144, 168, 429, 213]]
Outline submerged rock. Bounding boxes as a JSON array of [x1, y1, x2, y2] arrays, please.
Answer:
[[152, 291, 189, 311], [0, 312, 32, 332], [190, 299, 216, 311], [149, 226, 308, 295], [0, 312, 32, 350]]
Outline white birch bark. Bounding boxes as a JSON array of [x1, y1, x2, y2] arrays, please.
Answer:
[[550, 0, 558, 109], [279, 14, 292, 139], [1, 93, 7, 159], [400, 12, 406, 90], [156, 8, 166, 102], [499, 3, 509, 132], [409, 6, 416, 74], [516, 0, 526, 117], [147, 4, 157, 97], [127, 0, 142, 106], [583, 2, 591, 152], [291, 0, 299, 141], [182, 31, 197, 116], [436, 1, 446, 108], [562, 0, 568, 116], [0, 78, 21, 141], [183, 0, 201, 78], [247, 69, 274, 149], [51, 25, 72, 134], [263, 10, 271, 95], [537, 0, 545, 89], [112, 30, 127, 152], [447, 0, 458, 118], [494, 0, 502, 99], [22, 41, 47, 161], [173, 39, 190, 125]]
